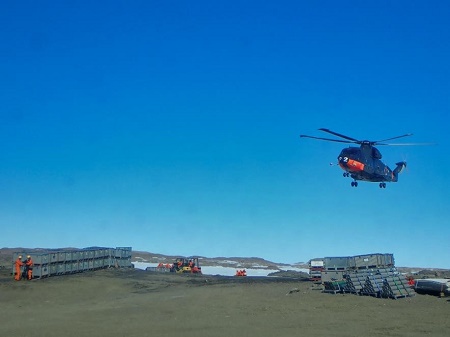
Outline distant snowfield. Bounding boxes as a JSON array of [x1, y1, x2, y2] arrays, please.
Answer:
[[132, 261, 309, 277]]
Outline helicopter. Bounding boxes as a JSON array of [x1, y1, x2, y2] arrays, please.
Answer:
[[299, 128, 423, 188]]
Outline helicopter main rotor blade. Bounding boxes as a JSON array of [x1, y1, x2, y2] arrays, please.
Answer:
[[318, 128, 359, 142], [376, 142, 436, 146], [299, 134, 355, 144], [374, 133, 413, 143]]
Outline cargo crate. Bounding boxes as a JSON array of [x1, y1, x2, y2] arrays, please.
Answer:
[[65, 251, 74, 262], [86, 250, 95, 259], [32, 265, 49, 278], [324, 256, 351, 270], [105, 248, 114, 258], [354, 254, 391, 269], [115, 247, 132, 258], [321, 271, 345, 283], [114, 250, 123, 258], [378, 254, 394, 267], [70, 251, 80, 261], [31, 253, 50, 265], [94, 249, 103, 258], [49, 264, 58, 275], [71, 262, 80, 273], [57, 252, 66, 262], [118, 258, 132, 268], [49, 253, 58, 263], [93, 259, 103, 269], [57, 263, 66, 274]]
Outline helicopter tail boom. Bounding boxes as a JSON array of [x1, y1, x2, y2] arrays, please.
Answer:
[[392, 162, 407, 182]]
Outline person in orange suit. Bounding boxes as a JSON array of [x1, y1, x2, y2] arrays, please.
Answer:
[[14, 255, 24, 281], [24, 255, 33, 280]]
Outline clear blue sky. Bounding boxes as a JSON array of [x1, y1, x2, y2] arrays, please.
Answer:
[[1, 1, 449, 268]]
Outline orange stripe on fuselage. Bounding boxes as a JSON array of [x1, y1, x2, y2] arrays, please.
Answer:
[[347, 159, 365, 172]]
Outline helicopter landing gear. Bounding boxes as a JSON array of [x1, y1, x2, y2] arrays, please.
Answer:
[[379, 182, 386, 188], [351, 181, 358, 187], [343, 172, 350, 177]]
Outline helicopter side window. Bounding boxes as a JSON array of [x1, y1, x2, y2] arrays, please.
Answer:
[[372, 147, 382, 159]]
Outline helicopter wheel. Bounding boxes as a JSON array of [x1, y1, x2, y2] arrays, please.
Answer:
[[379, 183, 386, 188], [343, 172, 350, 177], [351, 181, 358, 187]]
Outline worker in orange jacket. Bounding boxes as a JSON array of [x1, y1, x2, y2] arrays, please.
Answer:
[[14, 255, 24, 281], [24, 255, 33, 280]]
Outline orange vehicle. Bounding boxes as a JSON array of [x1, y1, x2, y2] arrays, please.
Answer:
[[171, 257, 202, 274], [235, 269, 247, 277]]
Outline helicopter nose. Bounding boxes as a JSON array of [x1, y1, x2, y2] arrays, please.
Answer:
[[338, 156, 348, 171], [338, 155, 365, 172]]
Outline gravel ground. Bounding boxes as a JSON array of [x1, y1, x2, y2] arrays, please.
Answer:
[[1, 268, 449, 337]]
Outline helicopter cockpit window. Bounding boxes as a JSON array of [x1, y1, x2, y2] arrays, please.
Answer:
[[372, 147, 382, 159], [340, 148, 359, 157]]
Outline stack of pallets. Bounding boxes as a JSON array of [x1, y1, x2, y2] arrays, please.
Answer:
[[342, 268, 415, 299]]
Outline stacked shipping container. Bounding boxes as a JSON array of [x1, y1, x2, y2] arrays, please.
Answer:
[[310, 253, 395, 283], [12, 247, 133, 279]]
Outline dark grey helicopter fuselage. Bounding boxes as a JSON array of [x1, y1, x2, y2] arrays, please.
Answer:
[[338, 144, 400, 182]]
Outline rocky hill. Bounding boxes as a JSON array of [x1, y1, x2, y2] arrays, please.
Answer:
[[131, 250, 308, 270]]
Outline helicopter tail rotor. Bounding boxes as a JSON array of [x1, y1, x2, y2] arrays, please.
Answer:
[[400, 153, 410, 174]]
